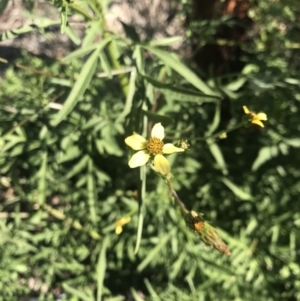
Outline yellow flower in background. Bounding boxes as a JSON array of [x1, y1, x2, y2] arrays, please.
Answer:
[[115, 216, 131, 235], [125, 123, 184, 176], [243, 105, 268, 128]]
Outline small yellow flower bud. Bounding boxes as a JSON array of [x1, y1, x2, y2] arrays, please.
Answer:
[[219, 132, 227, 139], [115, 216, 131, 235], [177, 140, 190, 151]]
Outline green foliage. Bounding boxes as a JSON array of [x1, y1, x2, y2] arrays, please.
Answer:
[[0, 0, 300, 300]]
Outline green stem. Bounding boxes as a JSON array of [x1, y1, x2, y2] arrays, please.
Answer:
[[194, 121, 247, 142], [166, 179, 189, 214], [89, 0, 129, 97]]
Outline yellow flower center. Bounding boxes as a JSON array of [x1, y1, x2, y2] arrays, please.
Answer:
[[147, 137, 164, 155]]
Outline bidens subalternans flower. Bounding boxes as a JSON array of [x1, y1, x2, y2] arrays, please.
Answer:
[[125, 123, 184, 175], [243, 105, 267, 128]]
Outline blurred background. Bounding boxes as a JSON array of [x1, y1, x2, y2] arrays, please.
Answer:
[[0, 0, 300, 300]]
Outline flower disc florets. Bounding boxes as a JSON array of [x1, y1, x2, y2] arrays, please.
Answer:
[[147, 137, 164, 155]]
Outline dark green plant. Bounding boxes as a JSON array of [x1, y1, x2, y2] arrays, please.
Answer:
[[0, 0, 300, 300]]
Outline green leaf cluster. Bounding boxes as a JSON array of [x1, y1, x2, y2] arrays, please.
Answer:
[[0, 0, 299, 300]]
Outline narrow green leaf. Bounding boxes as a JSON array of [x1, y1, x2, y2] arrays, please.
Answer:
[[149, 36, 183, 46], [144, 279, 161, 300], [97, 236, 109, 301], [82, 21, 101, 47], [38, 151, 47, 205], [51, 47, 101, 126], [87, 157, 97, 224], [105, 297, 125, 301], [225, 77, 247, 91], [142, 46, 217, 96], [64, 155, 89, 179], [130, 288, 145, 301], [81, 116, 104, 130], [64, 26, 81, 45], [206, 103, 221, 136], [62, 283, 93, 301], [137, 231, 174, 272], [60, 5, 68, 34], [170, 252, 186, 280], [134, 166, 146, 254], [284, 138, 300, 148], [58, 145, 81, 163], [221, 177, 252, 201], [1, 135, 26, 152], [133, 45, 144, 72], [9, 144, 25, 157], [99, 52, 112, 79], [63, 44, 98, 62], [142, 110, 174, 126], [116, 68, 137, 123], [143, 75, 219, 102], [207, 141, 228, 175], [251, 145, 279, 171], [0, 19, 60, 41], [185, 275, 196, 294], [63, 37, 114, 62]]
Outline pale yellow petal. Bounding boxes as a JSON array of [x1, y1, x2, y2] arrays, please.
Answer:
[[151, 123, 165, 140], [115, 225, 123, 235], [125, 133, 147, 150], [128, 150, 150, 168], [120, 216, 131, 225], [163, 143, 185, 154], [251, 120, 264, 128], [243, 106, 250, 114], [256, 113, 267, 121], [153, 154, 170, 176]]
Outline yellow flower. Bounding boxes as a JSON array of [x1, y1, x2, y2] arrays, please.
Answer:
[[125, 123, 184, 175], [115, 216, 131, 235], [243, 105, 267, 128]]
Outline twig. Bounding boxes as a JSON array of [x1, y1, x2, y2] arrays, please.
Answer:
[[165, 179, 189, 214]]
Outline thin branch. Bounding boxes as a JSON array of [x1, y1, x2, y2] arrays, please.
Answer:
[[166, 179, 189, 214]]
